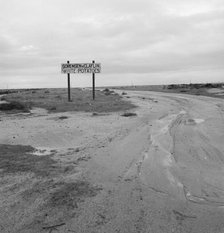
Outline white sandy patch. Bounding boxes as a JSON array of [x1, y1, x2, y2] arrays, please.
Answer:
[[207, 88, 224, 94], [194, 119, 204, 124], [31, 147, 54, 156], [30, 107, 48, 115]]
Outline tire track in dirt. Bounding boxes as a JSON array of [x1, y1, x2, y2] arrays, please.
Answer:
[[2, 90, 224, 233]]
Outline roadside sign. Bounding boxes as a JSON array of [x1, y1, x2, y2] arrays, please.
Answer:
[[61, 63, 101, 74], [61, 61, 100, 101]]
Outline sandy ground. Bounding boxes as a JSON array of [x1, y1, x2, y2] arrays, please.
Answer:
[[0, 90, 224, 233], [207, 88, 224, 96]]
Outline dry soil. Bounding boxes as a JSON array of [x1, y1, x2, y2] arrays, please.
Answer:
[[0, 90, 224, 233]]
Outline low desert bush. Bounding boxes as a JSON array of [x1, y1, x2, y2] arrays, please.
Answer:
[[0, 101, 30, 112], [121, 112, 137, 117]]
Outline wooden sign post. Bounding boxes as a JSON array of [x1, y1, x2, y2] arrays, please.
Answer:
[[61, 61, 101, 101], [92, 60, 95, 100], [67, 61, 71, 102]]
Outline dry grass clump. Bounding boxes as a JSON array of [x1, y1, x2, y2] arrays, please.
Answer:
[[48, 181, 101, 209], [121, 112, 137, 117], [2, 88, 136, 113], [0, 143, 102, 231], [102, 88, 116, 96], [0, 144, 57, 176], [0, 101, 30, 112], [58, 116, 69, 120]]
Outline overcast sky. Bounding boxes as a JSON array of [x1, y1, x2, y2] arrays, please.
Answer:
[[0, 0, 224, 88]]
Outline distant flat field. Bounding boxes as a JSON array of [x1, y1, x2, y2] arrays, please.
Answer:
[[0, 88, 136, 113], [112, 83, 224, 99]]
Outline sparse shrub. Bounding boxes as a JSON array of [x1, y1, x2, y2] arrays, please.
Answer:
[[49, 106, 56, 111], [190, 84, 200, 89], [121, 112, 137, 117], [167, 84, 178, 89], [75, 148, 80, 152], [0, 90, 11, 95], [204, 83, 212, 88], [0, 101, 30, 112], [102, 88, 115, 96], [58, 116, 68, 120]]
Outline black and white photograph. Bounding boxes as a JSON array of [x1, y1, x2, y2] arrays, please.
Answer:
[[0, 0, 224, 232]]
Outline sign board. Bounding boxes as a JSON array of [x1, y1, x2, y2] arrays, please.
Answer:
[[61, 63, 101, 74], [62, 60, 100, 101]]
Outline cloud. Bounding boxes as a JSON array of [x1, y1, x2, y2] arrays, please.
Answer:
[[0, 0, 224, 88]]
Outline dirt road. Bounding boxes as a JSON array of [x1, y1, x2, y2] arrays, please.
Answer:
[[0, 90, 224, 233]]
